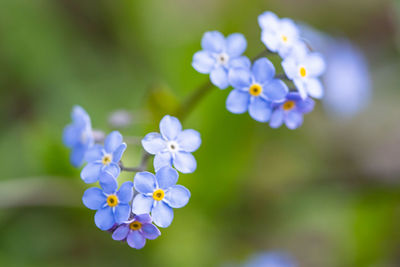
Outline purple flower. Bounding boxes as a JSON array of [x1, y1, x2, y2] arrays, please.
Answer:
[[82, 175, 133, 231], [112, 214, 161, 249], [269, 92, 315, 129], [81, 131, 126, 183]]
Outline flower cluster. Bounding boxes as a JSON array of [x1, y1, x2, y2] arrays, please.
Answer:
[[192, 11, 325, 129], [63, 108, 200, 249]]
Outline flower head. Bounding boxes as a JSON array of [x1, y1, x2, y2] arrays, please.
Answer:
[[258, 11, 300, 58], [226, 57, 288, 122], [282, 42, 326, 99], [63, 106, 94, 167], [269, 92, 315, 129], [82, 175, 133, 230], [192, 31, 250, 89], [131, 166, 190, 228], [142, 115, 201, 174], [80, 131, 126, 183], [112, 214, 161, 249]]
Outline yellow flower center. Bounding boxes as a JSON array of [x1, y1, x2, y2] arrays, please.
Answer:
[[153, 189, 165, 201], [249, 84, 262, 96], [129, 221, 142, 231], [281, 35, 288, 43], [102, 154, 112, 165], [299, 67, 307, 77], [283, 101, 296, 111], [106, 194, 119, 207]]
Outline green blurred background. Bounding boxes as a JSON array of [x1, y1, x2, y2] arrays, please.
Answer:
[[0, 0, 400, 266]]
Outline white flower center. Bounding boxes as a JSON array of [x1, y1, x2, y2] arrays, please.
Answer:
[[216, 53, 229, 66], [167, 141, 179, 153]]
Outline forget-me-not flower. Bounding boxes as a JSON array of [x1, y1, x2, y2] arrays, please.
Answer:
[[192, 31, 250, 89], [282, 42, 326, 99], [63, 106, 94, 167], [269, 92, 315, 130], [81, 131, 126, 183], [226, 57, 288, 122], [258, 11, 301, 58], [112, 214, 161, 249], [82, 174, 133, 230], [142, 115, 201, 174], [131, 166, 190, 228], [244, 252, 297, 267]]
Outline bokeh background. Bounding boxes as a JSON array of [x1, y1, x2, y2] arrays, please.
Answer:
[[0, 0, 399, 266]]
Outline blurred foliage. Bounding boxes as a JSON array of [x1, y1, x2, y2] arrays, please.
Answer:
[[0, 0, 400, 266]]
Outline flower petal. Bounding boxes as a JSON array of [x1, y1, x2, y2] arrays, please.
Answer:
[[305, 53, 326, 77], [112, 143, 126, 162], [201, 31, 225, 53], [95, 207, 115, 230], [104, 131, 123, 153], [62, 125, 78, 148], [131, 194, 154, 215], [263, 79, 288, 102], [228, 68, 251, 89], [99, 172, 118, 194], [82, 187, 106, 210], [210, 67, 229, 89], [134, 172, 156, 194], [83, 144, 103, 162], [159, 115, 182, 140], [117, 181, 134, 203], [141, 132, 166, 155], [176, 129, 201, 153], [192, 51, 216, 74], [164, 185, 191, 209], [261, 31, 280, 52], [112, 224, 129, 241], [81, 162, 102, 183], [258, 11, 280, 30], [226, 33, 247, 57], [226, 89, 250, 114], [70, 146, 86, 167], [152, 201, 174, 228], [284, 111, 304, 129], [135, 214, 152, 224], [229, 56, 251, 70], [294, 79, 307, 99], [103, 162, 120, 178], [269, 109, 284, 128], [248, 97, 272, 122], [114, 203, 131, 224], [141, 224, 161, 240], [154, 151, 172, 171], [127, 230, 146, 249], [252, 58, 275, 84], [296, 97, 315, 114], [156, 166, 179, 189], [306, 78, 324, 99], [173, 152, 197, 174]]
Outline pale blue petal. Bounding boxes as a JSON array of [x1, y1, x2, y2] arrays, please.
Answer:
[[141, 132, 166, 155], [261, 31, 279, 52], [305, 53, 326, 77], [210, 67, 229, 89], [112, 143, 126, 162], [173, 152, 197, 174], [114, 203, 131, 224], [263, 79, 288, 102], [95, 207, 115, 230], [82, 187, 106, 210], [141, 224, 161, 240], [112, 224, 129, 240], [117, 181, 134, 203], [70, 146, 86, 167], [282, 58, 298, 80], [226, 89, 249, 114], [99, 172, 118, 194], [152, 201, 174, 228], [84, 144, 103, 162], [103, 162, 120, 178], [228, 68, 251, 89], [296, 98, 315, 114], [62, 125, 77, 147], [135, 214, 152, 224], [127, 230, 146, 249], [131, 194, 154, 215], [154, 151, 172, 171], [258, 11, 280, 30], [229, 56, 251, 69], [201, 31, 225, 53], [134, 172, 156, 194], [159, 115, 182, 140], [285, 111, 303, 129], [164, 185, 191, 209], [248, 98, 272, 122], [176, 129, 201, 153], [280, 18, 299, 39], [252, 58, 275, 83], [155, 166, 179, 189], [306, 78, 324, 99], [269, 109, 284, 128], [71, 105, 90, 124], [226, 33, 247, 57], [294, 79, 307, 99], [192, 51, 215, 74], [81, 162, 102, 183], [104, 131, 123, 153]]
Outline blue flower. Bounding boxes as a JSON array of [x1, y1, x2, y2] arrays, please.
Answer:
[[82, 175, 133, 231], [62, 106, 94, 167], [131, 166, 190, 228], [244, 252, 297, 267], [258, 11, 301, 58], [81, 131, 126, 183], [192, 31, 250, 89], [226, 57, 288, 122], [269, 92, 315, 129], [112, 214, 161, 249], [282, 42, 326, 99], [142, 115, 201, 174]]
